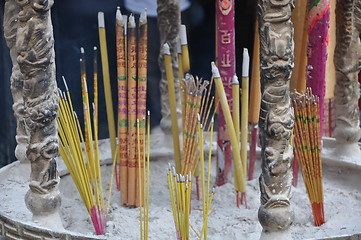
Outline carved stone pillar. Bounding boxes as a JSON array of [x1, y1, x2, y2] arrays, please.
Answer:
[[157, 0, 181, 134], [257, 0, 295, 231], [15, 0, 62, 229], [4, 0, 28, 163], [333, 0, 361, 154]]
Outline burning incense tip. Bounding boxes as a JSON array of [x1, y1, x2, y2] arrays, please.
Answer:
[[93, 46, 97, 51], [147, 110, 150, 116], [140, 8, 147, 23], [80, 47, 85, 54], [92, 102, 95, 111], [74, 111, 78, 119], [116, 7, 122, 22], [58, 89, 63, 98], [62, 76, 69, 91], [128, 13, 136, 27], [180, 25, 187, 45], [197, 113, 201, 122], [122, 15, 128, 35], [211, 62, 220, 78], [232, 75, 239, 85], [97, 12, 105, 28], [242, 48, 250, 77], [163, 43, 170, 55]]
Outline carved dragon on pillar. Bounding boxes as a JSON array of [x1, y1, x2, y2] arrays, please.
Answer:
[[4, 0, 28, 163], [4, 0, 62, 227], [257, 0, 295, 231], [334, 0, 361, 144], [157, 0, 181, 133]]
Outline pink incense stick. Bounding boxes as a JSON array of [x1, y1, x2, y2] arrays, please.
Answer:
[[306, 0, 330, 138], [215, 0, 236, 186]]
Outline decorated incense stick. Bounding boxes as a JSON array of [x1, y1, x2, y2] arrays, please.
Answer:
[[215, 0, 236, 186], [116, 7, 127, 192], [291, 89, 325, 226], [127, 14, 137, 207], [248, 21, 261, 180], [211, 62, 246, 198], [163, 43, 182, 173], [306, 0, 330, 137], [144, 111, 151, 240], [98, 12, 117, 162], [137, 9, 148, 207], [241, 49, 249, 185]]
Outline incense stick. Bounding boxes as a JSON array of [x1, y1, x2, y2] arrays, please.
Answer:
[[98, 12, 117, 163], [116, 7, 128, 193], [163, 43, 182, 173]]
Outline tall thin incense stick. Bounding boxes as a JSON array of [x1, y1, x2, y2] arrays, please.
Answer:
[[127, 13, 137, 207], [211, 62, 246, 196], [137, 9, 148, 206], [241, 49, 249, 182], [98, 12, 117, 164], [163, 43, 182, 173], [116, 7, 127, 194]]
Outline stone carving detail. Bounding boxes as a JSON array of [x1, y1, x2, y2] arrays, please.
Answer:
[[334, 0, 361, 144], [257, 0, 295, 231], [3, 0, 28, 163], [4, 0, 62, 226], [157, 0, 181, 133]]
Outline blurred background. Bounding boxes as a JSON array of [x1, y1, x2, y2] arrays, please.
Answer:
[[0, 0, 256, 167]]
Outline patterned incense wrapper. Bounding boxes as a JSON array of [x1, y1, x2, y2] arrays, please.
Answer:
[[127, 14, 137, 207], [136, 9, 148, 207], [306, 0, 330, 137], [215, 0, 235, 186], [116, 8, 128, 198]]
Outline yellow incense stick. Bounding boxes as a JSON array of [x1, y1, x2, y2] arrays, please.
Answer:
[[180, 25, 190, 73], [241, 48, 250, 177], [98, 12, 117, 163], [211, 62, 246, 193], [232, 75, 240, 191], [163, 43, 181, 173]]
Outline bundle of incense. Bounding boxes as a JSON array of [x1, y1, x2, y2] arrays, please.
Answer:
[[211, 62, 247, 206], [291, 88, 325, 226], [167, 169, 191, 240], [98, 12, 117, 161], [215, 0, 236, 186], [305, 0, 331, 137], [115, 9, 148, 207], [180, 74, 209, 176], [116, 7, 127, 192], [137, 111, 151, 240], [58, 75, 118, 235]]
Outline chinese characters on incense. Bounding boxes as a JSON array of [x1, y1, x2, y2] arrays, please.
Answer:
[[116, 9, 148, 207], [215, 0, 236, 186]]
